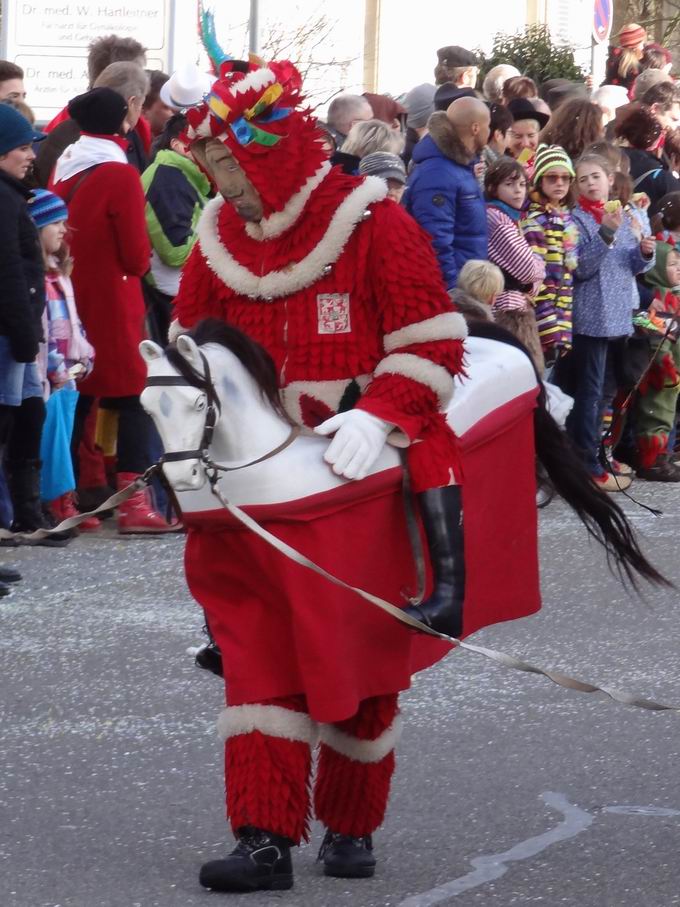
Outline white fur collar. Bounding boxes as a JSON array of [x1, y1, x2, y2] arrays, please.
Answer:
[[245, 161, 332, 240], [197, 175, 388, 300]]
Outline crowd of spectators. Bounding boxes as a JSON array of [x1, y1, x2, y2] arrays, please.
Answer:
[[1, 22, 680, 595]]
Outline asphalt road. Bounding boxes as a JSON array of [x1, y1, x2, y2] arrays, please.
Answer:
[[2, 483, 680, 907]]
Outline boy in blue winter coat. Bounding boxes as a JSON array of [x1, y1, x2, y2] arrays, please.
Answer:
[[404, 96, 489, 290]]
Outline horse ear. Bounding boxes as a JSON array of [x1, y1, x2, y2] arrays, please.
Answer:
[[139, 340, 165, 363], [176, 334, 204, 371]]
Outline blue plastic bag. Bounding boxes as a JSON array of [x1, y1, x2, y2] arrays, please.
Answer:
[[40, 387, 78, 501]]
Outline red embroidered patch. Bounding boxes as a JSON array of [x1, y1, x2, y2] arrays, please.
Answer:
[[317, 294, 351, 334]]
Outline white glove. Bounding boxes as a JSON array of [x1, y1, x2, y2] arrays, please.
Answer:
[[315, 409, 393, 481], [168, 319, 189, 343]]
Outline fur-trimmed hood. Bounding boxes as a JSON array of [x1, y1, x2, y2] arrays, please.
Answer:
[[423, 111, 476, 166]]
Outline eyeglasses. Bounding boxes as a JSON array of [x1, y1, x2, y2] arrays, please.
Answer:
[[542, 173, 572, 183]]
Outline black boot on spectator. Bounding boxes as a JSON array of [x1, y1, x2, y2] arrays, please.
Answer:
[[7, 460, 73, 546]]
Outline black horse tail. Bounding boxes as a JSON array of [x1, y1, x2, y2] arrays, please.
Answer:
[[467, 320, 670, 590]]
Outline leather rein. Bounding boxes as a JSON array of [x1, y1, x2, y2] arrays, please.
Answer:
[[145, 351, 300, 479]]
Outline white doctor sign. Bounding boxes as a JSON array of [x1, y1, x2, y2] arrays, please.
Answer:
[[1, 1, 175, 122]]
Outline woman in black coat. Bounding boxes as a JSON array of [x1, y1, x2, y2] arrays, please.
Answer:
[[0, 103, 69, 546]]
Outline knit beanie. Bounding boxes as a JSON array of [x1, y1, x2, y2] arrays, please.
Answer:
[[403, 83, 436, 129], [359, 151, 406, 184], [618, 23, 646, 49], [0, 103, 45, 155], [28, 188, 68, 228], [532, 144, 575, 185], [68, 87, 128, 134]]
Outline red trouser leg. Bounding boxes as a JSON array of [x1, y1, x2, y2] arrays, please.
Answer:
[[314, 693, 400, 837], [218, 695, 315, 844]]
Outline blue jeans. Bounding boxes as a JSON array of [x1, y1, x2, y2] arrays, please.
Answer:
[[0, 335, 43, 405], [562, 335, 610, 476]]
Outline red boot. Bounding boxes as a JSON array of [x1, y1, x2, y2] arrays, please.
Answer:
[[51, 492, 102, 532], [116, 473, 181, 534]]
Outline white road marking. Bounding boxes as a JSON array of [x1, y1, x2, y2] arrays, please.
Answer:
[[602, 805, 680, 818], [396, 791, 594, 906]]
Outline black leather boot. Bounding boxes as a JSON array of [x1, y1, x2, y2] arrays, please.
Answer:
[[199, 827, 294, 892], [318, 830, 376, 878], [6, 460, 73, 547], [403, 485, 465, 638]]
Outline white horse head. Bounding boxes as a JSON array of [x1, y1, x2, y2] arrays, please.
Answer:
[[140, 331, 294, 493]]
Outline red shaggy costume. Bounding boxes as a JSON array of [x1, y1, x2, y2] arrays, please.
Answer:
[[171, 59, 540, 862]]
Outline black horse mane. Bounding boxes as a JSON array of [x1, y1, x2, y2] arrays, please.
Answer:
[[468, 318, 669, 590], [166, 318, 292, 423]]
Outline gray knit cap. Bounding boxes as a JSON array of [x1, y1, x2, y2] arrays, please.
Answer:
[[402, 83, 436, 129], [359, 152, 406, 184]]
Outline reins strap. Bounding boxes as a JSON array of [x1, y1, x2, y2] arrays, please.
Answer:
[[208, 426, 301, 474]]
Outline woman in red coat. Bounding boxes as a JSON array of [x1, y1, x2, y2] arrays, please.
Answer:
[[53, 87, 174, 532]]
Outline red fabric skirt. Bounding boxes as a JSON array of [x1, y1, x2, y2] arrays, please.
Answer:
[[183, 389, 541, 722], [185, 468, 450, 723]]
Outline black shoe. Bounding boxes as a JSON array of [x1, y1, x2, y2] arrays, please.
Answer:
[[194, 641, 223, 677], [199, 827, 293, 892], [0, 565, 21, 583], [403, 485, 465, 638], [0, 581, 10, 598], [318, 830, 376, 879], [636, 455, 680, 483], [7, 460, 73, 547]]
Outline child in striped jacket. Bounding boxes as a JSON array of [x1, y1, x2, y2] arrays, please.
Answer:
[[485, 158, 546, 371], [520, 145, 578, 369]]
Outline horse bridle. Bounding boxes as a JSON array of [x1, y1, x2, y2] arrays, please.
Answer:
[[145, 350, 299, 482]]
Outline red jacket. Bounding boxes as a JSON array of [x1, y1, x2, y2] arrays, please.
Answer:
[[54, 161, 151, 397], [174, 167, 467, 491]]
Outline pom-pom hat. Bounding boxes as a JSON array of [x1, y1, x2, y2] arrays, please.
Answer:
[[28, 188, 68, 229], [532, 144, 575, 185]]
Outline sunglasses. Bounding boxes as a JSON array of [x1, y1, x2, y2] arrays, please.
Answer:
[[542, 173, 572, 183]]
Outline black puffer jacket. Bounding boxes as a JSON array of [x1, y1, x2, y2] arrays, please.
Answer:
[[0, 171, 45, 362]]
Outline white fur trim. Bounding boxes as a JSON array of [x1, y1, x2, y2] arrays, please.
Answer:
[[197, 177, 388, 300], [232, 67, 276, 96], [318, 716, 402, 763], [216, 705, 318, 745], [245, 162, 332, 240], [373, 353, 454, 406], [281, 375, 371, 425], [383, 313, 467, 354]]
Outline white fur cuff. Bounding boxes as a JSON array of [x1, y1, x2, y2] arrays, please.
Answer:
[[318, 716, 402, 763], [374, 353, 454, 406], [383, 312, 467, 353], [216, 705, 318, 746]]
